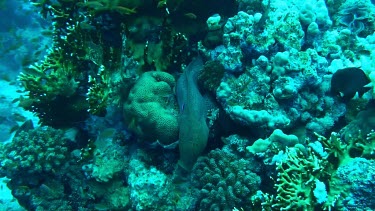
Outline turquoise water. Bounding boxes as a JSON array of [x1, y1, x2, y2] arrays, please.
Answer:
[[1, 0, 375, 210]]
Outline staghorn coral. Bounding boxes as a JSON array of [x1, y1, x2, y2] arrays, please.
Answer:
[[192, 148, 260, 210]]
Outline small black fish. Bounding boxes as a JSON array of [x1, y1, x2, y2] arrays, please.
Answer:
[[9, 125, 19, 134], [13, 120, 34, 137], [0, 73, 13, 82], [13, 112, 27, 122], [11, 98, 19, 103], [331, 67, 371, 102]]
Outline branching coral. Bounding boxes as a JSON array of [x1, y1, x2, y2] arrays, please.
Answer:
[[0, 127, 72, 178], [18, 47, 89, 127], [21, 0, 139, 126], [20, 0, 92, 127], [272, 147, 329, 210], [269, 126, 375, 210], [86, 34, 139, 116], [317, 129, 375, 165]]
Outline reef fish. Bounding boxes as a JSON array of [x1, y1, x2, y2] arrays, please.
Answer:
[[330, 67, 371, 101], [176, 56, 208, 171]]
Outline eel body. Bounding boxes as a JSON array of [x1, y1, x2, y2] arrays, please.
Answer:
[[176, 57, 208, 171]]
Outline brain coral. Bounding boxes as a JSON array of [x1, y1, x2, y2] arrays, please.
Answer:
[[123, 71, 179, 145]]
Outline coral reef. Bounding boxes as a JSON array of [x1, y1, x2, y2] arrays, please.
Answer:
[[127, 149, 196, 211], [18, 0, 92, 127], [198, 60, 226, 93], [215, 47, 346, 135], [334, 0, 375, 37], [123, 71, 179, 145], [192, 148, 260, 210], [82, 129, 128, 183], [0, 127, 80, 210], [265, 127, 375, 210], [0, 125, 134, 210], [0, 127, 71, 178], [128, 158, 173, 210], [335, 158, 375, 210], [247, 129, 300, 165], [271, 147, 330, 210], [4, 0, 375, 210], [199, 0, 374, 137]]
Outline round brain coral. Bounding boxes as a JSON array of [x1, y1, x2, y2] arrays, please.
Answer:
[[123, 71, 179, 145]]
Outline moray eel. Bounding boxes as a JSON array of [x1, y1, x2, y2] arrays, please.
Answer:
[[176, 56, 208, 171]]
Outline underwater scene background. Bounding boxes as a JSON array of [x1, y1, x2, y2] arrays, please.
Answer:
[[1, 0, 375, 210]]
